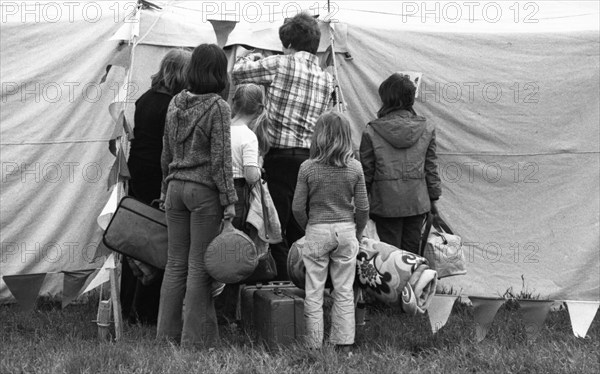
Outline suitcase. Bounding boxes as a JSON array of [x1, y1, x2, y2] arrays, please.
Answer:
[[253, 287, 306, 348], [103, 196, 168, 269], [240, 282, 297, 332]]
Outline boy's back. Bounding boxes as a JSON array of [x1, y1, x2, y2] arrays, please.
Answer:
[[232, 52, 333, 149]]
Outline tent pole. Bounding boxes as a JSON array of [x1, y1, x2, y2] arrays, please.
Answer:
[[328, 21, 346, 112]]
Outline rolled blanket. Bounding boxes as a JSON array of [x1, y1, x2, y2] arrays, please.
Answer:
[[402, 267, 438, 315], [287, 236, 438, 314], [356, 238, 437, 313]]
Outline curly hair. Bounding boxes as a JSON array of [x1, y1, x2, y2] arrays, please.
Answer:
[[279, 12, 321, 54], [150, 49, 191, 95]]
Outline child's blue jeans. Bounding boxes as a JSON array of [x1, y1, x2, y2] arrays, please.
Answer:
[[302, 222, 359, 348]]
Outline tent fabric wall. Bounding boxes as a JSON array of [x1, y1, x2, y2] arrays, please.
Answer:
[[130, 6, 599, 301], [1, 2, 598, 302], [333, 24, 600, 300], [0, 13, 125, 299]]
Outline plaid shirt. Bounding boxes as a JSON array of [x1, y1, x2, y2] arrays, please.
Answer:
[[232, 51, 334, 149]]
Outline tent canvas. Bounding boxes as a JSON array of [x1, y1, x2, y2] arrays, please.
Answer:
[[1, 1, 598, 302]]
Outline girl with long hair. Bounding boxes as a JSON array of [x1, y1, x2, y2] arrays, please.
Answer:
[[157, 44, 237, 348], [122, 48, 191, 326], [292, 111, 369, 350]]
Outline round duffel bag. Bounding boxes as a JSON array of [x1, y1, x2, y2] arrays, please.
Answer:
[[205, 218, 258, 283], [287, 237, 306, 289], [287, 237, 333, 290]]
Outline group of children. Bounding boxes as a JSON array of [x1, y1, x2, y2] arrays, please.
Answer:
[[139, 12, 440, 351], [229, 83, 368, 350]]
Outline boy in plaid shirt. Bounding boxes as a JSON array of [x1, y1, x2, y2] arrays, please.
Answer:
[[232, 12, 334, 280]]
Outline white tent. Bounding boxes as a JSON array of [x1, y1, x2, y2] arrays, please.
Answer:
[[1, 1, 598, 302]]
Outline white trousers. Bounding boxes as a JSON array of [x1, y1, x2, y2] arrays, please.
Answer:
[[302, 222, 359, 347]]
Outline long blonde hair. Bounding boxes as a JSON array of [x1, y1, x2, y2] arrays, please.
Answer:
[[310, 111, 354, 167], [251, 112, 271, 157], [232, 83, 265, 118]]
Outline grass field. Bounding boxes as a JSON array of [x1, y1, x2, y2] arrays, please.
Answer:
[[1, 295, 598, 374]]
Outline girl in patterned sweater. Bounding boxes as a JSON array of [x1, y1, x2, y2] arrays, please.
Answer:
[[292, 111, 369, 350]]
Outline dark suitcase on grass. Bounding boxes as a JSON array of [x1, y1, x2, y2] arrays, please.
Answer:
[[102, 196, 168, 269], [253, 287, 306, 348], [240, 282, 297, 332]]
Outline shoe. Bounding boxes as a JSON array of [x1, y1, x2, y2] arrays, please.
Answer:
[[334, 344, 354, 356], [211, 282, 225, 298]]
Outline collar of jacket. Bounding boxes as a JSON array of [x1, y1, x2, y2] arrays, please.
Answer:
[[293, 51, 320, 66]]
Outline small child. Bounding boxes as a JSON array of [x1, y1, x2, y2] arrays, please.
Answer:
[[230, 83, 264, 228], [359, 73, 441, 254], [215, 83, 264, 322], [292, 111, 369, 350]]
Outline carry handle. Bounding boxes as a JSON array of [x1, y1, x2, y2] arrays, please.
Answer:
[[431, 230, 449, 245], [433, 221, 449, 235], [269, 281, 292, 286], [150, 199, 165, 212], [432, 214, 453, 245], [433, 214, 454, 235], [254, 281, 292, 289], [420, 212, 453, 255], [221, 217, 235, 233]]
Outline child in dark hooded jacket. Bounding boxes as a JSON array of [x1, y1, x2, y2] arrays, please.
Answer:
[[359, 73, 442, 254]]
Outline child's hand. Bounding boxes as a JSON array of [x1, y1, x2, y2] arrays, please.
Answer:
[[356, 230, 364, 242], [159, 192, 166, 210], [224, 204, 236, 220], [430, 200, 439, 218], [247, 52, 264, 61]]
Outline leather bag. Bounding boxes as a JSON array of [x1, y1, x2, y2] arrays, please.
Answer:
[[102, 196, 168, 269]]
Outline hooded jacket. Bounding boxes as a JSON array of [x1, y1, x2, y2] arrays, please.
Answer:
[[359, 110, 441, 217], [161, 91, 238, 206]]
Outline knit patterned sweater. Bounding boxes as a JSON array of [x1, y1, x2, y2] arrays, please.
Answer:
[[292, 158, 370, 236], [161, 91, 238, 206]]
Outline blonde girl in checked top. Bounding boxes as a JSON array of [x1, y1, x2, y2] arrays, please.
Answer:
[[292, 111, 369, 351]]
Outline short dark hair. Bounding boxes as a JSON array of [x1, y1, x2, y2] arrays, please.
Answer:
[[377, 73, 417, 118], [187, 44, 229, 95], [279, 12, 321, 54]]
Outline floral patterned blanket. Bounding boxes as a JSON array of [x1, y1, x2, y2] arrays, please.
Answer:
[[356, 238, 437, 315], [288, 237, 438, 315]]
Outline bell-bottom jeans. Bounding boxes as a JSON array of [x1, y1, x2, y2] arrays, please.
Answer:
[[156, 180, 223, 347]]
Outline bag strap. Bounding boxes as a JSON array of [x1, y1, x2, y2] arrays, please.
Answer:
[[259, 180, 270, 240], [432, 213, 453, 235], [419, 212, 434, 257], [221, 217, 235, 233], [240, 181, 251, 228]]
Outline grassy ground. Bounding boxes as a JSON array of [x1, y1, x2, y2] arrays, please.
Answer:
[[1, 296, 598, 374]]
